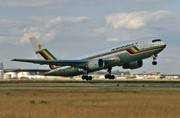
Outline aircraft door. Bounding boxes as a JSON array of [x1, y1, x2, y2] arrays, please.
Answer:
[[140, 41, 145, 49]]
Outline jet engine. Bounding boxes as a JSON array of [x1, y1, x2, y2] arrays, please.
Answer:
[[87, 59, 104, 71], [122, 60, 143, 69]]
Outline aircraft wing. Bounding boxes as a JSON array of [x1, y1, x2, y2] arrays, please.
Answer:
[[12, 59, 88, 67], [2, 68, 50, 73]]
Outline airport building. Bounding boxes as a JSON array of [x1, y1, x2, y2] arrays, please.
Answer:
[[0, 68, 180, 80]]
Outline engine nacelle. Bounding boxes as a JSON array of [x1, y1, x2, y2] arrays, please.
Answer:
[[87, 59, 104, 71], [122, 60, 143, 69]]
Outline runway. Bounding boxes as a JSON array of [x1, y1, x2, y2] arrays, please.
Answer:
[[0, 86, 179, 89], [0, 80, 180, 89]]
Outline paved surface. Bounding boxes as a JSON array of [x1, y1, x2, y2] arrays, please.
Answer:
[[0, 81, 180, 89]]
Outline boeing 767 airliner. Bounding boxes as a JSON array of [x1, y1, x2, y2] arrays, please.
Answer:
[[12, 37, 166, 80]]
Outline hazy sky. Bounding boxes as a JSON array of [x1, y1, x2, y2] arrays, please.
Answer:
[[0, 0, 180, 74]]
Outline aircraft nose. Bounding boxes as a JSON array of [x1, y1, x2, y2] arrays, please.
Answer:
[[161, 42, 167, 49]]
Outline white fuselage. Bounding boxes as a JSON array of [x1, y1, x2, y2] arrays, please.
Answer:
[[43, 39, 166, 76]]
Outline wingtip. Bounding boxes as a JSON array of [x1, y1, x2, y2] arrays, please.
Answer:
[[11, 59, 17, 61]]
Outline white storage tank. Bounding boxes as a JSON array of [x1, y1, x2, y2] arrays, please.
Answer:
[[5, 72, 17, 79], [0, 70, 4, 79], [17, 72, 30, 78], [4, 74, 11, 79]]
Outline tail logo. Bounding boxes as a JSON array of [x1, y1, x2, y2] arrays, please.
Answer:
[[38, 44, 42, 49], [30, 37, 60, 70]]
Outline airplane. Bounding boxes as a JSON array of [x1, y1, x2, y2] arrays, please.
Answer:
[[12, 37, 166, 80]]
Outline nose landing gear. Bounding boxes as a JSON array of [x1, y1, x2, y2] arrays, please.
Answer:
[[152, 54, 158, 65], [152, 61, 157, 65]]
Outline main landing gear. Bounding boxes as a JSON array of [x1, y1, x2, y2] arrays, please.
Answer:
[[152, 54, 157, 65], [82, 75, 92, 81], [82, 67, 115, 80], [105, 67, 115, 80]]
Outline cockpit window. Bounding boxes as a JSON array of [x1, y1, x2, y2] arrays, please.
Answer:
[[152, 39, 161, 43]]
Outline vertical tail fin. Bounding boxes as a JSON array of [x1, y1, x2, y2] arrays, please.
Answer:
[[29, 37, 60, 69]]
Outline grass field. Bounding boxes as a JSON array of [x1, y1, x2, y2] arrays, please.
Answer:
[[0, 88, 180, 118]]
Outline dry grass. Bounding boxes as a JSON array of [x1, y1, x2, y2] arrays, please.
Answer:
[[0, 89, 180, 118]]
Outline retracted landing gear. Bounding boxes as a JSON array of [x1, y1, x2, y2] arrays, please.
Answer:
[[82, 75, 92, 81], [152, 54, 157, 65], [105, 67, 115, 80]]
